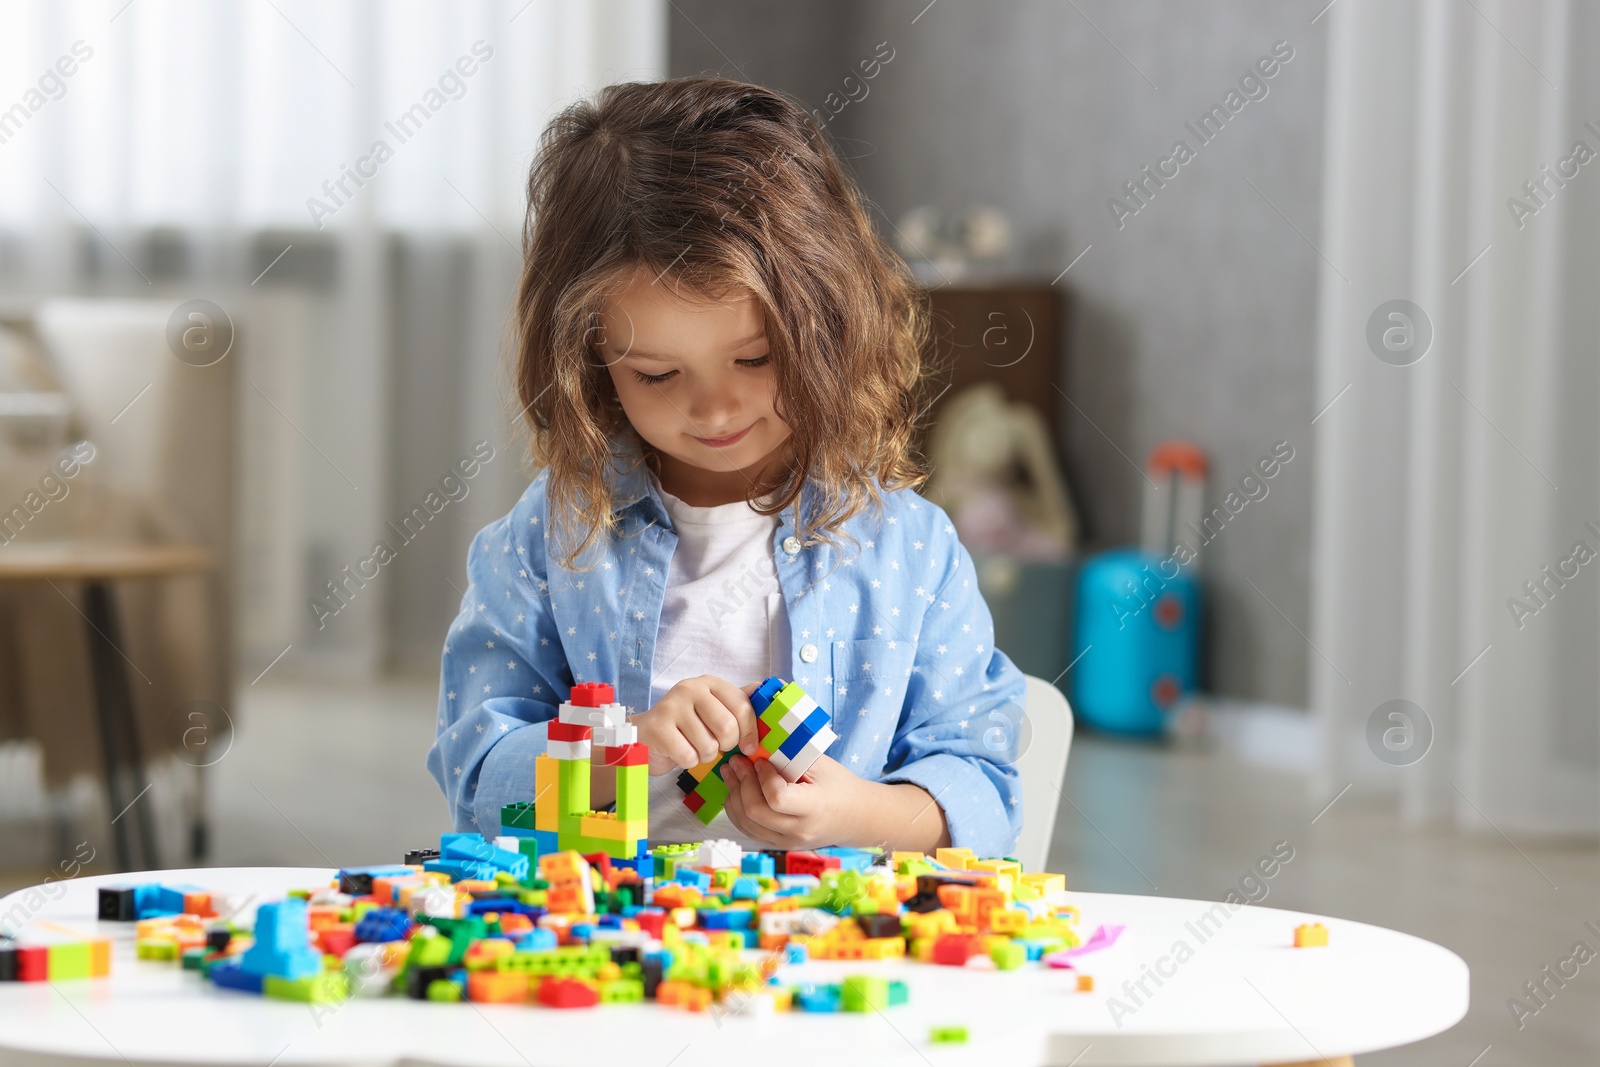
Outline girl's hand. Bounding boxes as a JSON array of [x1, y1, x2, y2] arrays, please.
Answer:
[[719, 752, 869, 850], [632, 675, 761, 776]]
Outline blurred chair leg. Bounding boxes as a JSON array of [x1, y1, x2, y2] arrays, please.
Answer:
[[84, 581, 161, 871], [191, 762, 208, 861]]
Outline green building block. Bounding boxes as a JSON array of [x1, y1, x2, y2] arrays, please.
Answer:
[[558, 758, 590, 815], [615, 763, 649, 821], [888, 979, 908, 1006], [47, 943, 90, 980], [930, 1025, 968, 1045], [841, 974, 889, 1012], [425, 979, 461, 1002], [264, 971, 351, 1003], [989, 941, 1026, 970], [600, 977, 644, 1003], [502, 801, 538, 830]]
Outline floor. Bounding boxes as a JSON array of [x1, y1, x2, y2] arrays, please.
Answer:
[[3, 679, 1595, 1065]]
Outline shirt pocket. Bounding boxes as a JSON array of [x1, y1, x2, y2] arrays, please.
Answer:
[[831, 636, 918, 691]]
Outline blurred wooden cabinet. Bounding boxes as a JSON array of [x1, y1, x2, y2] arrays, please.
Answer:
[[915, 281, 1067, 460]]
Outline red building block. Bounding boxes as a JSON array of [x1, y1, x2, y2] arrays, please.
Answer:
[[602, 742, 649, 767], [16, 945, 47, 982], [932, 933, 979, 967], [548, 720, 593, 742], [785, 851, 841, 878], [537, 976, 600, 1008], [569, 683, 614, 708], [634, 910, 667, 939]]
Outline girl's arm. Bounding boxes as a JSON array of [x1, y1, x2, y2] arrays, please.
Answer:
[[426, 500, 569, 833], [876, 529, 1027, 857], [720, 522, 1026, 856]]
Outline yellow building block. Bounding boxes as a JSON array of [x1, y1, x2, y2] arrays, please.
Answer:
[[935, 847, 976, 870], [1020, 872, 1066, 897], [534, 755, 560, 832], [1294, 923, 1328, 947], [577, 812, 647, 842]]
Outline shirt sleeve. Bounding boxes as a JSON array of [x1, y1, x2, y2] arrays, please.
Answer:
[[425, 499, 570, 834], [879, 518, 1026, 858]]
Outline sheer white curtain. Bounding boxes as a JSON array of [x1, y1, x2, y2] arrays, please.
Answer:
[[0, 0, 666, 676], [1312, 0, 1599, 836]]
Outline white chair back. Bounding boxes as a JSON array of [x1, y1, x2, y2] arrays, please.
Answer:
[[1014, 674, 1074, 873]]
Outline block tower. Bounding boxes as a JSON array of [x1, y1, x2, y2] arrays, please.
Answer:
[[677, 675, 836, 824], [502, 682, 648, 861]]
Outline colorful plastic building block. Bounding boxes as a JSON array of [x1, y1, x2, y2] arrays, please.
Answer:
[[677, 677, 836, 824], [1294, 922, 1328, 947]]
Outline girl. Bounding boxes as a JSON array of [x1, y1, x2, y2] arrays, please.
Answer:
[[426, 76, 1026, 857]]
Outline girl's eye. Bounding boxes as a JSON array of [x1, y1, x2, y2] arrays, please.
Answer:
[[629, 354, 770, 386]]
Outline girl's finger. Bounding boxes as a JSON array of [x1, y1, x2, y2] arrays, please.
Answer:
[[737, 758, 800, 836], [696, 696, 744, 754], [707, 676, 761, 756], [752, 756, 803, 814], [676, 716, 722, 766]]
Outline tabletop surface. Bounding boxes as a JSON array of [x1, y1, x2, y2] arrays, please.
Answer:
[[0, 541, 212, 580], [0, 867, 1470, 1067]]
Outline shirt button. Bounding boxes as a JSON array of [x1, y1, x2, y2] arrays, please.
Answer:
[[782, 535, 802, 556], [799, 643, 819, 663]]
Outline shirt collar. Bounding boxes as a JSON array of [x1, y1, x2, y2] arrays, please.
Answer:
[[604, 430, 808, 534]]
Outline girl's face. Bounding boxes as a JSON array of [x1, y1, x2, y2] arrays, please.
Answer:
[[595, 266, 791, 505]]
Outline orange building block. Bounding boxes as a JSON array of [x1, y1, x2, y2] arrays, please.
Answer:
[[468, 970, 530, 1003]]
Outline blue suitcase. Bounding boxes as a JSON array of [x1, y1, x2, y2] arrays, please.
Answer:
[[1069, 442, 1205, 736]]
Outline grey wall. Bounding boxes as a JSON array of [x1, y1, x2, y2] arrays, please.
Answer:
[[669, 0, 1324, 708]]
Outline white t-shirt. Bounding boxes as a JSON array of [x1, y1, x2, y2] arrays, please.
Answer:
[[644, 484, 791, 848]]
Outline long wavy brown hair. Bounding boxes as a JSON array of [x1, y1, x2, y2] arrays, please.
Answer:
[[514, 75, 936, 570]]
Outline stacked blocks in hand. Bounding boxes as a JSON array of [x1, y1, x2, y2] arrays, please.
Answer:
[[676, 676, 838, 825], [502, 682, 649, 862]]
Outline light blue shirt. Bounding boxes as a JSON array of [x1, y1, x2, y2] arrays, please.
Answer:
[[425, 434, 1027, 857]]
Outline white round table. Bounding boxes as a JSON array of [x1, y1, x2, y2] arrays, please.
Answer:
[[0, 868, 1468, 1067]]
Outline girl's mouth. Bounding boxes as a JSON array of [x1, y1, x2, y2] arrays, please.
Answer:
[[693, 424, 752, 448]]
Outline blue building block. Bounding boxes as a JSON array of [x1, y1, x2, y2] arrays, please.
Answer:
[[730, 876, 761, 901], [815, 847, 873, 872], [439, 832, 481, 851], [442, 836, 530, 880], [783, 942, 808, 964], [354, 907, 412, 943], [238, 899, 321, 980], [673, 868, 711, 892], [750, 676, 785, 712], [740, 853, 775, 878], [516, 928, 559, 952], [210, 957, 265, 993], [796, 983, 841, 1012], [423, 858, 496, 882], [132, 884, 177, 919], [154, 883, 205, 914], [699, 909, 753, 931]]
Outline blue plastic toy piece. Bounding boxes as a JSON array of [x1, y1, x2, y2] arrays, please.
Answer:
[[210, 957, 265, 993], [354, 907, 412, 943], [238, 899, 321, 979]]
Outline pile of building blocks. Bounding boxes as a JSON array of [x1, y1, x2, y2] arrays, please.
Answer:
[[67, 677, 1109, 1024], [677, 676, 838, 824], [91, 835, 1100, 1017]]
